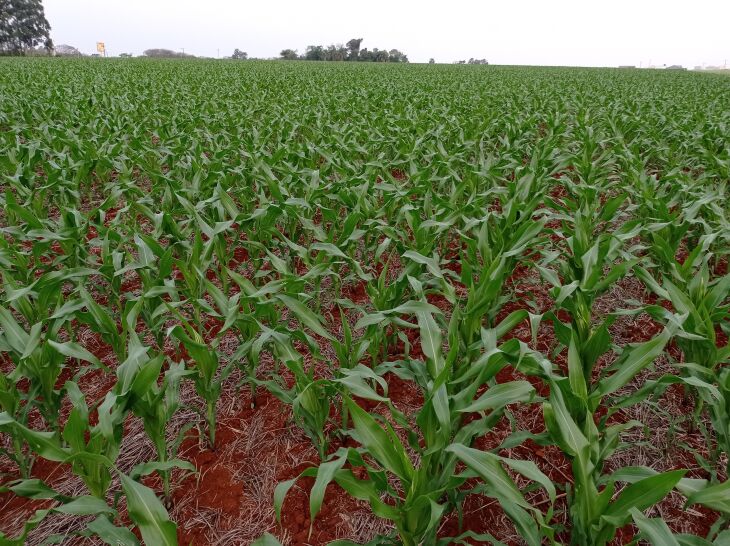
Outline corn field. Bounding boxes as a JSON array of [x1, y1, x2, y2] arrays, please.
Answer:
[[0, 58, 729, 546]]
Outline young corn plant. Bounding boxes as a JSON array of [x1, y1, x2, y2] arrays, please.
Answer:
[[167, 320, 233, 448], [331, 309, 372, 431], [0, 455, 184, 546], [0, 342, 190, 545], [634, 251, 730, 477], [253, 322, 341, 460], [274, 300, 550, 545], [225, 268, 280, 405], [127, 357, 194, 503], [0, 305, 103, 474], [538, 186, 641, 367], [113, 233, 179, 351], [541, 361, 685, 545], [256, 289, 379, 459], [249, 277, 370, 458], [524, 174, 692, 544], [456, 183, 545, 355]]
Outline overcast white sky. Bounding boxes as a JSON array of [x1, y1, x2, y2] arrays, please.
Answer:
[[44, 0, 729, 67]]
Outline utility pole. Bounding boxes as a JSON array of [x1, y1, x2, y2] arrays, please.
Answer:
[[217, 48, 220, 59]]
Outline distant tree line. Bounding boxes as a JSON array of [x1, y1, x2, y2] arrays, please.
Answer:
[[143, 48, 195, 58], [1, 4, 412, 64], [54, 43, 81, 56], [279, 38, 408, 63], [455, 58, 489, 65], [2, 3, 415, 63]]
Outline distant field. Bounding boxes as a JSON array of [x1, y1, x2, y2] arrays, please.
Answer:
[[0, 59, 729, 546]]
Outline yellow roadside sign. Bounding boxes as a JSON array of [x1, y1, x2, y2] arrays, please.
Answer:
[[96, 42, 105, 54]]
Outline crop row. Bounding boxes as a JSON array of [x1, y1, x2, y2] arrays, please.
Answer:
[[0, 59, 729, 545]]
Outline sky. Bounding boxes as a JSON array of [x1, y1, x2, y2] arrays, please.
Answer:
[[43, 0, 729, 67]]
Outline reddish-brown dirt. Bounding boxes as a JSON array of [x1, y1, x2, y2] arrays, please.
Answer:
[[171, 390, 376, 546]]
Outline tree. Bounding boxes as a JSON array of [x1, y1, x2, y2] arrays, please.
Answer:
[[304, 45, 325, 61], [429, 58, 435, 64], [55, 43, 81, 57], [231, 48, 248, 60], [0, 0, 53, 55], [280, 40, 409, 63], [279, 48, 298, 60], [143, 49, 193, 58], [346, 38, 362, 61], [388, 49, 408, 63], [325, 43, 347, 61], [373, 48, 389, 62]]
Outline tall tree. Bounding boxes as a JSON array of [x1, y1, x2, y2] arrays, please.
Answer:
[[305, 45, 325, 61], [231, 48, 248, 60], [346, 38, 363, 61], [325, 43, 347, 61], [0, 0, 53, 55], [388, 49, 408, 63], [279, 48, 299, 60], [373, 48, 389, 62]]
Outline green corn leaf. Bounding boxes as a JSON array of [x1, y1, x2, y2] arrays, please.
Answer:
[[251, 533, 283, 546], [459, 381, 535, 414], [277, 294, 333, 340], [273, 476, 301, 523], [309, 453, 348, 529], [545, 386, 589, 458], [602, 470, 685, 526], [345, 398, 413, 482], [414, 302, 444, 377], [119, 473, 178, 546], [630, 508, 681, 546], [686, 479, 730, 513], [596, 328, 671, 398], [567, 335, 588, 401], [447, 444, 541, 546], [54, 496, 114, 516], [86, 515, 141, 546], [48, 340, 103, 368], [501, 457, 556, 504], [446, 444, 530, 509]]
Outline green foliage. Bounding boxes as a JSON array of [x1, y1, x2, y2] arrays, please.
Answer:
[[0, 0, 53, 55], [0, 58, 728, 545]]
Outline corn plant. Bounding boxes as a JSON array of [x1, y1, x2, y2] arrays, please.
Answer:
[[0, 306, 103, 474], [526, 175, 688, 543], [456, 179, 546, 354], [167, 321, 232, 447], [538, 187, 640, 366], [274, 300, 549, 545], [634, 253, 730, 477], [3, 58, 730, 545], [0, 460, 185, 546]]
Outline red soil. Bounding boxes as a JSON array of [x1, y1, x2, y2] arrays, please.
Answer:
[[173, 391, 368, 546]]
